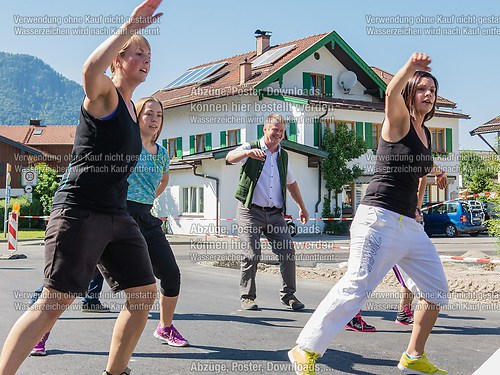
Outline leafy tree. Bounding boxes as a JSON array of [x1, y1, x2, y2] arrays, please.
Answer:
[[469, 169, 497, 194], [485, 196, 500, 256], [321, 123, 367, 233], [459, 150, 484, 187], [33, 163, 59, 215], [459, 150, 498, 193]]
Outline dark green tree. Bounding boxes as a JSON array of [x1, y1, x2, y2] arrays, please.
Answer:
[[321, 123, 367, 233]]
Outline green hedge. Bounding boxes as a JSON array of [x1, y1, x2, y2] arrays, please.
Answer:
[[0, 196, 44, 229]]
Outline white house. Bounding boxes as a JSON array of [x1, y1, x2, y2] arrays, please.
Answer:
[[151, 30, 468, 235]]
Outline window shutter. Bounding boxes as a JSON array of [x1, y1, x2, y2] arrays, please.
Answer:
[[176, 137, 182, 158], [445, 128, 453, 152], [189, 135, 195, 154], [220, 131, 227, 148], [257, 124, 264, 139], [314, 118, 320, 147], [289, 120, 297, 142], [355, 122, 364, 140], [364, 122, 373, 149], [303, 72, 311, 95], [162, 139, 168, 149], [236, 129, 241, 144], [324, 75, 333, 97], [205, 133, 212, 151]]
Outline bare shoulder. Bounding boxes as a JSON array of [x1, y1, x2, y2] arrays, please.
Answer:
[[381, 115, 410, 143], [83, 86, 119, 119]]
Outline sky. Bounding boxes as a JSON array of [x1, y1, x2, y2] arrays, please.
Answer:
[[2, 0, 499, 151]]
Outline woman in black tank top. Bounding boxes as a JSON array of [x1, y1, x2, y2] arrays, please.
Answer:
[[291, 54, 450, 375], [0, 2, 163, 375]]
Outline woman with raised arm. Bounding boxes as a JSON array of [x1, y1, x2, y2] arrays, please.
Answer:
[[288, 53, 449, 375], [0, 2, 163, 375]]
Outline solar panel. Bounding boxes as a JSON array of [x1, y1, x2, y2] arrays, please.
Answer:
[[252, 44, 295, 68], [163, 62, 227, 89]]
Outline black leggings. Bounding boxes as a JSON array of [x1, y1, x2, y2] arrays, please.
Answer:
[[127, 200, 181, 297]]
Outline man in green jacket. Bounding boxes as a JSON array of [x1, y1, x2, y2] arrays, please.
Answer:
[[226, 113, 309, 311]]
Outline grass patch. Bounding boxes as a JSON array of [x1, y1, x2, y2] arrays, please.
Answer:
[[1, 229, 45, 240]]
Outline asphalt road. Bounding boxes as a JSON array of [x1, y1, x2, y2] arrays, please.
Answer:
[[0, 242, 498, 375]]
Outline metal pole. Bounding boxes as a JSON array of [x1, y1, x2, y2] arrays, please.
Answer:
[[3, 163, 11, 238]]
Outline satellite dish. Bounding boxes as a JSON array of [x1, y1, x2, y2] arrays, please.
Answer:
[[339, 71, 357, 93]]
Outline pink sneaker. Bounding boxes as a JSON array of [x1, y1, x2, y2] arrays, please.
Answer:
[[153, 324, 189, 347], [395, 305, 414, 325], [30, 331, 50, 356], [345, 312, 376, 332]]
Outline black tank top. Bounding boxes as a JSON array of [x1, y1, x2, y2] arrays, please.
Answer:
[[361, 123, 433, 218], [52, 91, 142, 214]]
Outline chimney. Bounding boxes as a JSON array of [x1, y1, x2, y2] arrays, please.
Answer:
[[255, 30, 271, 56], [29, 119, 41, 126], [239, 58, 252, 85]]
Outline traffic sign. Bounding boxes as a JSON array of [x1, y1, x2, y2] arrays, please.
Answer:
[[21, 169, 38, 187], [24, 185, 33, 193]]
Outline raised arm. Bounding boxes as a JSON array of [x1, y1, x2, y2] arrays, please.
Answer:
[[383, 53, 432, 140], [82, 0, 162, 113], [226, 147, 266, 164]]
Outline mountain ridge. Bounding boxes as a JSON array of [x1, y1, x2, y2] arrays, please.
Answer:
[[0, 51, 83, 125]]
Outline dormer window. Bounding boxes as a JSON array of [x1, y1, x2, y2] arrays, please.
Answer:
[[303, 72, 332, 97], [310, 73, 324, 96]]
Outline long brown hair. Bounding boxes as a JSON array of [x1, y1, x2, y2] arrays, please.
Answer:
[[135, 97, 164, 143], [402, 71, 439, 123]]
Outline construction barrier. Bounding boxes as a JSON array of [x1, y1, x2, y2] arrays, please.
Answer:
[[8, 211, 18, 254]]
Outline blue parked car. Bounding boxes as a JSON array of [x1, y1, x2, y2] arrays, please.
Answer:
[[421, 200, 486, 237]]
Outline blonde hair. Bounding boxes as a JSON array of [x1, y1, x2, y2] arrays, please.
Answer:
[[135, 97, 164, 143], [110, 35, 151, 74]]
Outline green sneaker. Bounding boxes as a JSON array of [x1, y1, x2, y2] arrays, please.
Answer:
[[288, 345, 320, 375], [398, 352, 448, 374]]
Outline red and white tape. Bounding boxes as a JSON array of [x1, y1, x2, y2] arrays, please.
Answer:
[[439, 255, 500, 265], [163, 217, 352, 222], [194, 234, 499, 263]]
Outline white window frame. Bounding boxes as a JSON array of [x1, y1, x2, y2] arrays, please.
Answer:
[[182, 186, 204, 215]]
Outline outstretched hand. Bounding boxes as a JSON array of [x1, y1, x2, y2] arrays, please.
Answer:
[[127, 0, 163, 31], [407, 52, 432, 72]]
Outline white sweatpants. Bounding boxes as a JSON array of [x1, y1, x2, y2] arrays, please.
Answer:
[[296, 204, 449, 356]]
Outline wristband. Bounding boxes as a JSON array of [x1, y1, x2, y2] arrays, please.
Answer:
[[436, 170, 445, 178]]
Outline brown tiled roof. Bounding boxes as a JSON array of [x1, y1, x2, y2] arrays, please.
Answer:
[[0, 125, 76, 145], [484, 115, 500, 126], [371, 66, 457, 108], [0, 126, 26, 143], [153, 32, 330, 108], [470, 115, 500, 135], [153, 31, 463, 117]]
